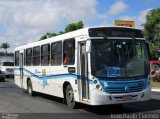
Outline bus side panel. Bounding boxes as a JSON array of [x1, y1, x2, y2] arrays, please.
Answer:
[[36, 66, 79, 100], [23, 66, 43, 92], [21, 66, 64, 98], [21, 66, 80, 101], [14, 67, 21, 87], [22, 74, 27, 90]]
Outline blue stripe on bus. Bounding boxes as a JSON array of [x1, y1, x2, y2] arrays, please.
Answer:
[[15, 68, 80, 80], [14, 68, 93, 85], [14, 68, 148, 92], [97, 76, 148, 82]]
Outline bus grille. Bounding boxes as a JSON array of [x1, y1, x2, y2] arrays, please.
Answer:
[[105, 80, 146, 94]]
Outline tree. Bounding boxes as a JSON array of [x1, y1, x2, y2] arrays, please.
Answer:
[[143, 8, 160, 60], [39, 35, 47, 41], [0, 43, 10, 56], [46, 32, 57, 38], [76, 21, 84, 29], [39, 21, 84, 41], [65, 21, 84, 33], [39, 32, 57, 41], [58, 31, 65, 35]]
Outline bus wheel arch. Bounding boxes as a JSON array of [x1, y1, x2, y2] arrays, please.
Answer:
[[63, 82, 77, 109]]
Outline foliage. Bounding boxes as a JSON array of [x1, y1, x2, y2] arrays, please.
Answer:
[[46, 32, 57, 38], [0, 52, 14, 56], [65, 21, 84, 33], [0, 43, 10, 55], [143, 8, 160, 60], [149, 43, 159, 60], [1, 43, 10, 49], [39, 21, 84, 41], [59, 31, 65, 35], [153, 74, 160, 82], [39, 35, 47, 41], [39, 33, 57, 41]]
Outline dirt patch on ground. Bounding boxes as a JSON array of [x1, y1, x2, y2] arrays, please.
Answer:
[[151, 81, 160, 88]]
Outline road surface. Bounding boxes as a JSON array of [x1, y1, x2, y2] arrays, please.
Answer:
[[0, 78, 160, 119]]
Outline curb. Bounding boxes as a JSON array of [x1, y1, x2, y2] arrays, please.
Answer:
[[151, 88, 160, 92]]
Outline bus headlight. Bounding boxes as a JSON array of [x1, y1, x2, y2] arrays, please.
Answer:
[[92, 77, 103, 91], [93, 79, 98, 84], [96, 84, 100, 89]]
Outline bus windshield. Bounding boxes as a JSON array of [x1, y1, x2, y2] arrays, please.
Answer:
[[3, 62, 14, 66], [91, 39, 150, 78]]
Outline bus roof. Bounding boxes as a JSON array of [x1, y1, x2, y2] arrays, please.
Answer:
[[15, 26, 142, 51]]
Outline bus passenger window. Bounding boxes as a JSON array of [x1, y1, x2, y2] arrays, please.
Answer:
[[51, 41, 62, 65], [63, 39, 75, 65], [64, 54, 71, 64], [26, 48, 32, 66], [33, 46, 40, 66], [41, 44, 50, 66], [15, 51, 20, 66]]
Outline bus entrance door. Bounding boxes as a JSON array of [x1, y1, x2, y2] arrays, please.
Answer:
[[80, 42, 89, 100], [20, 52, 24, 88]]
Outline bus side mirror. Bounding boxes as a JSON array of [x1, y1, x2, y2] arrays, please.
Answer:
[[86, 40, 91, 53]]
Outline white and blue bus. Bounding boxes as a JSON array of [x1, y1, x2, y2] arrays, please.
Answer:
[[14, 26, 151, 108]]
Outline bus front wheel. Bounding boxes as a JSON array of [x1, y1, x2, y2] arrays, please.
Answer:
[[27, 80, 34, 96], [65, 85, 77, 109]]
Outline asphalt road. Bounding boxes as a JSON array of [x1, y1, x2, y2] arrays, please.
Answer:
[[0, 78, 160, 119]]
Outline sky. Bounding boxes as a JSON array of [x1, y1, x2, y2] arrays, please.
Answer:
[[0, 0, 160, 52]]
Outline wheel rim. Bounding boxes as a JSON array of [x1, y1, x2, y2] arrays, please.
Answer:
[[67, 89, 74, 103]]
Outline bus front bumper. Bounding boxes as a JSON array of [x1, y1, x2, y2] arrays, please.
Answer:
[[90, 87, 151, 105]]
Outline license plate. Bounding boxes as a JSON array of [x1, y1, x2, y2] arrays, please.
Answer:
[[122, 95, 132, 100]]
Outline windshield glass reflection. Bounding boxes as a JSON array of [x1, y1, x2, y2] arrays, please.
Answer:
[[91, 39, 150, 78]]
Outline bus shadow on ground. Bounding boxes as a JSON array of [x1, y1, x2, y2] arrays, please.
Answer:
[[84, 99, 160, 115], [23, 91, 160, 115], [30, 92, 64, 104]]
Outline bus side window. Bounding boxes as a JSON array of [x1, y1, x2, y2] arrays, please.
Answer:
[[33, 46, 40, 66], [63, 39, 75, 65], [51, 41, 62, 66], [15, 51, 20, 66], [26, 48, 32, 66], [41, 44, 50, 66], [64, 54, 74, 64]]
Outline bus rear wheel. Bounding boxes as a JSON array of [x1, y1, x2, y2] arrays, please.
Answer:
[[65, 85, 77, 109], [27, 80, 34, 96]]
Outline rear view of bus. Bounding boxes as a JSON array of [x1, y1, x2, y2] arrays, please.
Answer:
[[88, 27, 151, 105]]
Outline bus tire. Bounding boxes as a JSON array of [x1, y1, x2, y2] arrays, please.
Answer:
[[65, 85, 77, 109], [27, 80, 34, 96]]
